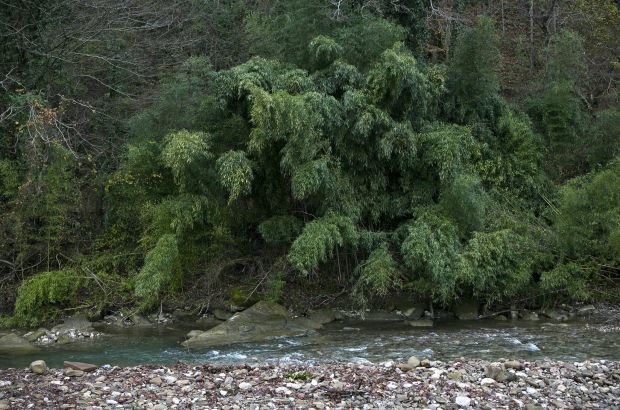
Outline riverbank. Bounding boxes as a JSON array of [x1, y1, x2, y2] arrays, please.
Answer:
[[0, 359, 618, 409]]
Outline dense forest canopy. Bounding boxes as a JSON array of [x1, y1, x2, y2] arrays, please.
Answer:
[[1, 0, 619, 326]]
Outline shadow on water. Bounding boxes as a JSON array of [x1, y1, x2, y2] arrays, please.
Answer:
[[1, 319, 618, 369]]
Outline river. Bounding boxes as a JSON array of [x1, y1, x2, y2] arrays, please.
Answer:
[[0, 319, 618, 369]]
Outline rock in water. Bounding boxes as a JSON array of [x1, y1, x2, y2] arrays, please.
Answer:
[[182, 301, 315, 349], [29, 360, 47, 374], [64, 361, 98, 372], [0, 333, 39, 355], [52, 314, 94, 334], [23, 328, 48, 343], [453, 300, 479, 320], [213, 308, 233, 321], [406, 319, 433, 327]]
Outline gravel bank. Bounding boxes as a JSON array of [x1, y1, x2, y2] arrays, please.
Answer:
[[0, 359, 618, 409]]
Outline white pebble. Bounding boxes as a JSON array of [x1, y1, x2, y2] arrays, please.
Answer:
[[455, 396, 471, 407]]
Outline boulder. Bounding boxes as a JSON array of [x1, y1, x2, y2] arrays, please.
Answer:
[[401, 304, 426, 320], [453, 300, 479, 320], [213, 308, 233, 321], [186, 330, 203, 338], [0, 333, 39, 355], [195, 315, 222, 329], [23, 328, 48, 343], [520, 311, 539, 321], [307, 309, 342, 325], [540, 309, 569, 321], [29, 360, 47, 374], [406, 319, 434, 327], [362, 311, 404, 321], [64, 361, 98, 372], [494, 314, 508, 321], [52, 314, 94, 334], [182, 301, 315, 349], [171, 309, 196, 322]]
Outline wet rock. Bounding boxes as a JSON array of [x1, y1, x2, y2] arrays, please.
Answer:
[[494, 314, 508, 321], [541, 309, 569, 321], [362, 311, 404, 321], [0, 333, 39, 354], [171, 308, 195, 322], [520, 311, 539, 321], [213, 308, 233, 321], [29, 360, 47, 374], [576, 305, 595, 315], [401, 303, 426, 320], [52, 314, 94, 334], [454, 300, 479, 320], [186, 330, 203, 338], [196, 315, 222, 329], [64, 361, 98, 372], [56, 334, 71, 345], [23, 328, 48, 343], [307, 309, 342, 325], [183, 301, 316, 349], [406, 319, 433, 327]]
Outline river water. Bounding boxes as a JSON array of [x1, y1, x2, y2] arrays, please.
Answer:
[[0, 319, 618, 369]]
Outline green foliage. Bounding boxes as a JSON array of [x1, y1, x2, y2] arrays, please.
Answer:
[[259, 216, 303, 244], [445, 17, 501, 123], [458, 229, 533, 303], [162, 130, 212, 190], [135, 234, 179, 309], [287, 371, 313, 381], [353, 244, 401, 305], [288, 214, 359, 272], [309, 35, 343, 69], [401, 211, 461, 303], [217, 150, 254, 203], [12, 270, 89, 327]]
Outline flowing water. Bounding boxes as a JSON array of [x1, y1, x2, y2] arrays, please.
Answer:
[[1, 319, 618, 369]]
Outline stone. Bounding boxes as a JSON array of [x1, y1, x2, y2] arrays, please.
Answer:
[[186, 330, 203, 339], [504, 360, 524, 370], [540, 309, 569, 321], [480, 378, 495, 385], [520, 311, 539, 321], [64, 361, 98, 372], [0, 333, 40, 354], [401, 303, 426, 320], [485, 365, 516, 382], [447, 371, 462, 380], [23, 328, 48, 343], [362, 311, 404, 321], [407, 356, 421, 368], [29, 360, 47, 374], [239, 382, 252, 390], [213, 308, 233, 321], [494, 314, 508, 321], [455, 396, 471, 407], [196, 315, 222, 329], [453, 300, 479, 320], [52, 314, 94, 334], [182, 301, 316, 349], [577, 305, 595, 315], [420, 359, 431, 368], [406, 319, 434, 327], [56, 334, 71, 345], [307, 309, 342, 324], [65, 369, 84, 377]]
